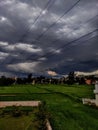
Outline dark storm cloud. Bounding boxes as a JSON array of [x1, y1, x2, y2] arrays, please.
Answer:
[[0, 0, 98, 76]]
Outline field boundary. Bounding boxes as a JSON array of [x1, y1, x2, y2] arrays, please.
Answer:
[[46, 119, 52, 130], [0, 101, 41, 108]]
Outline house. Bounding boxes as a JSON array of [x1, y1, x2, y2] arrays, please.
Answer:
[[85, 79, 92, 85]]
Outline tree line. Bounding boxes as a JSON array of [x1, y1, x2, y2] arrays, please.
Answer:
[[0, 72, 97, 86]]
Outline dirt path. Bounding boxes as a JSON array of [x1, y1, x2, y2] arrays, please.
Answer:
[[0, 101, 41, 108]]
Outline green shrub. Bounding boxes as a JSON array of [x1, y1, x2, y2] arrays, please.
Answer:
[[35, 101, 51, 130]]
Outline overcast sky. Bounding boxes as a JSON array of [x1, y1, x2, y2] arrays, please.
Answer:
[[0, 0, 98, 76]]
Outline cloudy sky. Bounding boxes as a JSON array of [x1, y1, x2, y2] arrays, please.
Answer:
[[0, 0, 98, 76]]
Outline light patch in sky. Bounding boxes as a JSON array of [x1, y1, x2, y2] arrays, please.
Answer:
[[3, 43, 42, 53], [0, 52, 9, 60], [38, 57, 47, 61], [16, 43, 42, 53], [0, 41, 8, 46], [7, 61, 41, 73], [0, 16, 7, 22], [66, 58, 74, 62], [47, 70, 57, 76], [48, 47, 61, 54], [42, 10, 47, 15]]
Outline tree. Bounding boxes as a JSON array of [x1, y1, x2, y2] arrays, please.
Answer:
[[27, 73, 32, 83], [68, 71, 75, 84]]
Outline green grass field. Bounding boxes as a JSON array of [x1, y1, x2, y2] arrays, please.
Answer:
[[0, 113, 37, 130], [0, 84, 98, 130]]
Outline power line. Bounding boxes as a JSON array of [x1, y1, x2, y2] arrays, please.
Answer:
[[3, 0, 54, 64], [46, 29, 98, 58], [51, 14, 98, 44], [16, 11, 98, 45], [2, 29, 97, 73], [3, 15, 98, 65], [6, 28, 98, 66], [46, 29, 98, 56], [61, 29, 98, 51], [36, 0, 81, 41], [18, 0, 54, 43], [26, 12, 98, 46], [24, 28, 98, 61], [52, 35, 98, 68], [17, 32, 97, 75], [1, 1, 98, 64]]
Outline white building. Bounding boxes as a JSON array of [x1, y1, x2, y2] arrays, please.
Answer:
[[83, 81, 98, 106], [94, 81, 98, 106]]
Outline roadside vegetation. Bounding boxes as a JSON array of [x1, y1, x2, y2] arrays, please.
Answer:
[[0, 106, 37, 130]]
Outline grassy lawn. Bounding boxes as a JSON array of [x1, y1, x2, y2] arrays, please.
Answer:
[[0, 84, 98, 130], [0, 114, 37, 130]]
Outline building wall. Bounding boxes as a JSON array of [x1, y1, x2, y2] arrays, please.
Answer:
[[85, 79, 92, 85]]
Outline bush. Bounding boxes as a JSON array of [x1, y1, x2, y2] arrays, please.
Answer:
[[35, 101, 51, 130]]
